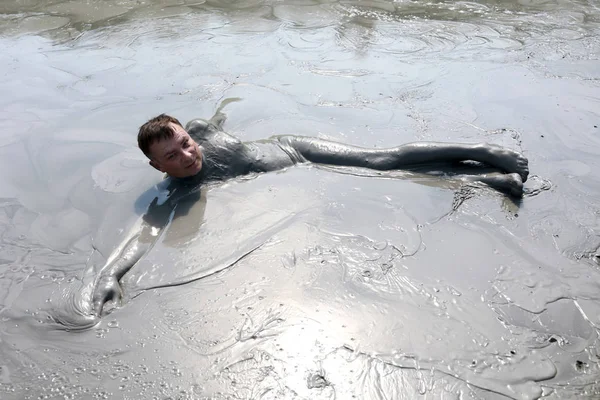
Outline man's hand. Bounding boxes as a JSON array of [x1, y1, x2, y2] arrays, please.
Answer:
[[92, 274, 123, 317]]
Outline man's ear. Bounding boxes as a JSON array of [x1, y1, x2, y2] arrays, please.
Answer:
[[149, 160, 164, 172]]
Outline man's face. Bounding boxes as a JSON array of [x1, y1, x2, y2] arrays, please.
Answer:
[[148, 123, 203, 178]]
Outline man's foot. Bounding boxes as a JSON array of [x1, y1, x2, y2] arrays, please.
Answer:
[[484, 144, 529, 183], [477, 173, 524, 197]]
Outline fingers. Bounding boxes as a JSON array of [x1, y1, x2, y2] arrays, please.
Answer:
[[92, 276, 122, 317]]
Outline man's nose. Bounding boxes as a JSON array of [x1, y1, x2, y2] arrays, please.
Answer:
[[182, 147, 195, 159]]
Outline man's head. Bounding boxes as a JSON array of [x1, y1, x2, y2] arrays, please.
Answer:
[[138, 114, 203, 178]]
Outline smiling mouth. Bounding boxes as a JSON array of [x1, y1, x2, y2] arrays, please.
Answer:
[[186, 154, 202, 169]]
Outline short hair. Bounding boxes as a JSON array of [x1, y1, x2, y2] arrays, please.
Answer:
[[137, 114, 183, 158]]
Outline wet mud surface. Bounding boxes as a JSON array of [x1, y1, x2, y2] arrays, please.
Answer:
[[1, 0, 600, 398]]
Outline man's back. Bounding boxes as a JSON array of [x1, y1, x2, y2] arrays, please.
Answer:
[[185, 117, 303, 180]]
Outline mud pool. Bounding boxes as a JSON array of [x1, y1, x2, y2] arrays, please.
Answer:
[[1, 0, 600, 398]]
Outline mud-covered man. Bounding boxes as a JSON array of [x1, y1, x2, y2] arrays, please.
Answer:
[[139, 113, 528, 193], [91, 109, 529, 318]]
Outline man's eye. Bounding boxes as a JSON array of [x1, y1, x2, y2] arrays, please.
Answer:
[[182, 140, 190, 148], [166, 154, 175, 160]]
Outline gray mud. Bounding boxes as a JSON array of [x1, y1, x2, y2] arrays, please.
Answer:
[[1, 0, 600, 398]]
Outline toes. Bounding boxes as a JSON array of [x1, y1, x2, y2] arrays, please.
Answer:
[[509, 173, 524, 197], [512, 185, 524, 197], [520, 169, 529, 183], [520, 159, 529, 183], [512, 155, 529, 183]]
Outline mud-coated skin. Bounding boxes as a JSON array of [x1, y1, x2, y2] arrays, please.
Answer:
[[185, 114, 529, 185], [90, 110, 529, 319]]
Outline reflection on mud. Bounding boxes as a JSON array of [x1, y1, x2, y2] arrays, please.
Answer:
[[1, 0, 600, 398]]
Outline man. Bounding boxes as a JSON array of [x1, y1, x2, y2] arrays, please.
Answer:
[[139, 113, 528, 192], [91, 108, 528, 318]]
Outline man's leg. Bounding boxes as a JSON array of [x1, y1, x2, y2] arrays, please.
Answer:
[[276, 136, 529, 182]]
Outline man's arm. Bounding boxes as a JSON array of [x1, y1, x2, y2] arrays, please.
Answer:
[[91, 221, 157, 316], [91, 195, 175, 316], [276, 136, 529, 182]]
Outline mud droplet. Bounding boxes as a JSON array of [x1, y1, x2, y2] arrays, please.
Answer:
[[107, 320, 119, 328], [448, 287, 462, 296], [307, 372, 329, 389]]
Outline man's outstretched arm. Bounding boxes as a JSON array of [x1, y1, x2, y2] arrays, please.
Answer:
[[276, 136, 529, 182], [91, 196, 174, 316], [91, 221, 156, 316]]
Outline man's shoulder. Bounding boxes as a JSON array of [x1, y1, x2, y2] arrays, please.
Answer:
[[185, 118, 212, 141]]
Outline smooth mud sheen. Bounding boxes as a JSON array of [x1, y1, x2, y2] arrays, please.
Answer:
[[1, 0, 599, 399]]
